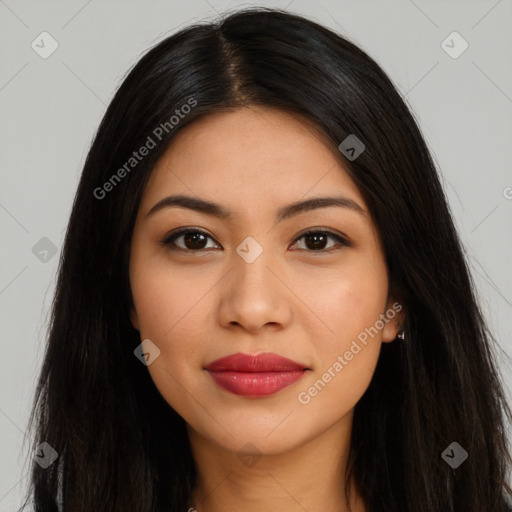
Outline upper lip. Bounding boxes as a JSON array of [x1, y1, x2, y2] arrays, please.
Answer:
[[204, 352, 309, 372]]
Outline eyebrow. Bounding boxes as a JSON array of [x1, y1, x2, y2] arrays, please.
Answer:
[[145, 194, 366, 222]]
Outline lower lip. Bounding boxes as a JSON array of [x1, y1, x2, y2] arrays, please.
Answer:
[[207, 370, 307, 397]]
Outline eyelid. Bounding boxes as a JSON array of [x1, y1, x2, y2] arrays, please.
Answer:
[[160, 226, 350, 252], [293, 227, 350, 244], [161, 227, 220, 249]]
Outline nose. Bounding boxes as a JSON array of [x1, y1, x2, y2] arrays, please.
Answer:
[[217, 247, 293, 333]]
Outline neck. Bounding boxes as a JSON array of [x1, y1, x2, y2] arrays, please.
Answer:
[[186, 412, 366, 512]]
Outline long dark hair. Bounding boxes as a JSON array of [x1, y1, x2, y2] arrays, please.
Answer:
[[22, 7, 512, 511]]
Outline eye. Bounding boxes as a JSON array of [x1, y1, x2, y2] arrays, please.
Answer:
[[161, 228, 349, 253], [290, 230, 349, 252], [161, 228, 220, 252]]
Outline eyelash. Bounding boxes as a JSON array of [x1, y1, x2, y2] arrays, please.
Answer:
[[160, 227, 350, 253]]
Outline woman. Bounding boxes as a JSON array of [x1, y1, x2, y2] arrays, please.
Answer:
[[22, 7, 512, 512]]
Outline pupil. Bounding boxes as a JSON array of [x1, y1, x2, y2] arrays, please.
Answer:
[[181, 233, 328, 251], [185, 232, 206, 250], [306, 233, 326, 250]]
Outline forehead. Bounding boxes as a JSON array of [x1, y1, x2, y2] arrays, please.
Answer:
[[139, 106, 365, 214]]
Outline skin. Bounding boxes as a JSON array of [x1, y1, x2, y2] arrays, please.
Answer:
[[129, 106, 404, 512]]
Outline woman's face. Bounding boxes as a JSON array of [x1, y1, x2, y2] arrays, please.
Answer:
[[129, 106, 402, 456]]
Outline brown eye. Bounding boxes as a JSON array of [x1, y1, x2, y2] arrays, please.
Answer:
[[162, 229, 220, 252], [292, 230, 348, 252], [161, 228, 348, 253]]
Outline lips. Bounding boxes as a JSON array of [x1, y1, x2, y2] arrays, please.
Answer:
[[204, 352, 309, 397]]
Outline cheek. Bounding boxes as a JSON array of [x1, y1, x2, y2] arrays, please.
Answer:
[[328, 278, 386, 342], [131, 273, 174, 338], [303, 254, 388, 350], [130, 265, 208, 417], [130, 238, 198, 337], [298, 255, 388, 402], [294, 292, 386, 421], [316, 283, 385, 382], [132, 271, 203, 349]]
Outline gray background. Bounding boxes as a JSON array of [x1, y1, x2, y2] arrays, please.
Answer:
[[1, 0, 511, 509]]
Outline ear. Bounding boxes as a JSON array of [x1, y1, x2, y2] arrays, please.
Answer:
[[381, 298, 405, 343], [130, 307, 140, 331]]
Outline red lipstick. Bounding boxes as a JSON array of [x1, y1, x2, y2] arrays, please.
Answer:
[[204, 352, 308, 397]]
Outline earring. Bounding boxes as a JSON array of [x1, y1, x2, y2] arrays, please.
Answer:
[[396, 322, 405, 340]]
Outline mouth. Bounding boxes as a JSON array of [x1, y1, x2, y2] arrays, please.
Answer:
[[204, 352, 310, 397]]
